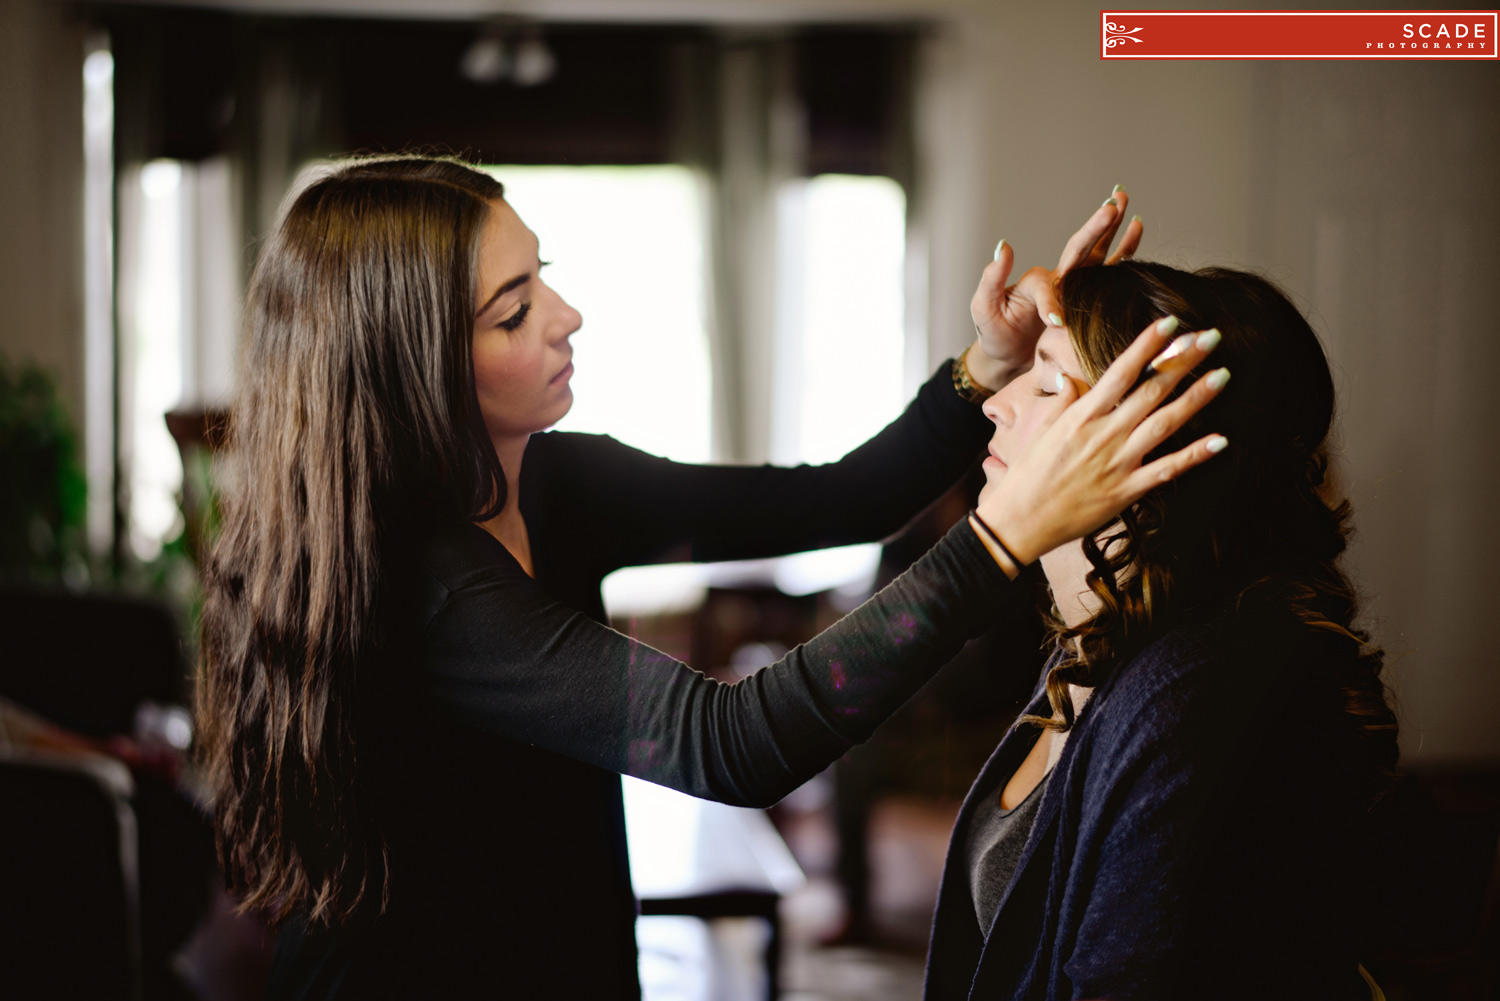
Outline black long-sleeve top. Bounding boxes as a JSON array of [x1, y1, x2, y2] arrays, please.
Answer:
[[266, 364, 1018, 1000]]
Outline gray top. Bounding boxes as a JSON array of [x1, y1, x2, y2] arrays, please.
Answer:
[[966, 761, 1052, 933]]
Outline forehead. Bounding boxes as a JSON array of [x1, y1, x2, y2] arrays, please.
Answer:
[[1036, 326, 1082, 372], [478, 199, 537, 270]]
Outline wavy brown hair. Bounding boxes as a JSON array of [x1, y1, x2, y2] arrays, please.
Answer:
[[196, 156, 506, 926], [1023, 260, 1398, 803]]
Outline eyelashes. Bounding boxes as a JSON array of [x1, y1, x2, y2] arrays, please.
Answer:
[[496, 262, 551, 330], [1033, 387, 1056, 398], [498, 302, 531, 331]]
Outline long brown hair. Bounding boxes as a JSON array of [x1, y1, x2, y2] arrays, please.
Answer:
[[1025, 261, 1399, 803], [197, 156, 506, 925]]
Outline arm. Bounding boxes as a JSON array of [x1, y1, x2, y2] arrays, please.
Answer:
[[426, 318, 1229, 808], [419, 519, 1016, 808], [546, 361, 992, 571]]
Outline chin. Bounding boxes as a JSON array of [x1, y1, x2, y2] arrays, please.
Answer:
[[978, 466, 1006, 500], [541, 392, 573, 430]]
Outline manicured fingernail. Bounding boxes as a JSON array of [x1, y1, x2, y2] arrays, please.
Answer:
[[1157, 315, 1179, 336], [1132, 214, 1142, 224], [1112, 184, 1123, 194], [1055, 371, 1069, 392], [1153, 333, 1196, 366], [993, 238, 1007, 261], [1102, 197, 1118, 208], [1206, 435, 1229, 454], [1206, 368, 1231, 390], [1196, 328, 1221, 352], [1048, 312, 1063, 327]]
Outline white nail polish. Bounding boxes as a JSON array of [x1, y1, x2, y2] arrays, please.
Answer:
[[994, 239, 1007, 261], [1206, 368, 1231, 391], [1048, 312, 1063, 327], [1055, 371, 1069, 392], [1157, 315, 1179, 337], [1206, 435, 1229, 454], [1195, 329, 1221, 352], [1153, 333, 1195, 365]]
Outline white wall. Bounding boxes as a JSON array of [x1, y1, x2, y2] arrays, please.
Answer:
[[0, 0, 86, 422], [930, 3, 1500, 765]]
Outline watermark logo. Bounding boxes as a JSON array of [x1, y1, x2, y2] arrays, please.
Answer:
[[1104, 21, 1147, 48], [1099, 10, 1499, 59]]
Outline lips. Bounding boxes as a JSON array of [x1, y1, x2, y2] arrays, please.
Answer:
[[550, 359, 574, 385], [985, 446, 1008, 469]]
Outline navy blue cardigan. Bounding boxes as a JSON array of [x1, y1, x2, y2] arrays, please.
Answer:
[[925, 611, 1375, 1001]]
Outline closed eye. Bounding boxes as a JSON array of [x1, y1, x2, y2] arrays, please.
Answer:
[[498, 302, 531, 331]]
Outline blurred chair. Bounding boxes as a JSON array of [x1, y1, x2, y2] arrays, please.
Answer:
[[0, 750, 143, 1001], [0, 585, 185, 738], [0, 585, 213, 1000], [1365, 769, 1500, 1001]]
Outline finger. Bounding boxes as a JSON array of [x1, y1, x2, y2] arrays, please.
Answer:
[[1015, 266, 1063, 329], [1120, 433, 1229, 503], [1056, 198, 1122, 273], [1119, 365, 1231, 468], [971, 243, 1016, 322], [1074, 315, 1181, 418], [1083, 187, 1129, 266], [1106, 215, 1143, 264], [1109, 327, 1222, 433]]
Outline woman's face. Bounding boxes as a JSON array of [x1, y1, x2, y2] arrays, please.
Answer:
[[978, 322, 1089, 503], [471, 198, 582, 442]]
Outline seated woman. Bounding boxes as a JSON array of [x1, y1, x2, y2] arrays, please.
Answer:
[[931, 260, 1398, 1000]]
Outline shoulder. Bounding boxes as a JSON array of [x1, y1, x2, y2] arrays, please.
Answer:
[[1081, 611, 1316, 758], [399, 519, 536, 635], [527, 429, 660, 472]]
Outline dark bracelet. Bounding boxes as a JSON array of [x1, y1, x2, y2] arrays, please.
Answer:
[[968, 508, 1026, 570]]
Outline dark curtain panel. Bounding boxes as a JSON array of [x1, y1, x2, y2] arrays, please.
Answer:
[[103, 10, 919, 176]]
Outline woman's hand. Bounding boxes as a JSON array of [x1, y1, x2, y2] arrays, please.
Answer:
[[965, 188, 1143, 390], [972, 316, 1229, 576]]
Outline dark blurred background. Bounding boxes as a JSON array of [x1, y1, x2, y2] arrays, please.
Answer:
[[1, 1, 1497, 999]]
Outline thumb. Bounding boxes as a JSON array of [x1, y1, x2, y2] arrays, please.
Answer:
[[1034, 281, 1064, 332], [1024, 369, 1081, 446], [1052, 370, 1080, 407], [974, 241, 1015, 315]]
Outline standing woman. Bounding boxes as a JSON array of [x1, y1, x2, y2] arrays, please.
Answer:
[[196, 156, 1226, 999]]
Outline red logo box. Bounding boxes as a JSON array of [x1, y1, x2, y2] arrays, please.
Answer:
[[1100, 10, 1499, 58]]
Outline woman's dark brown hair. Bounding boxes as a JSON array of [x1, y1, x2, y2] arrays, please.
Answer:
[[196, 156, 506, 926], [1025, 260, 1399, 803]]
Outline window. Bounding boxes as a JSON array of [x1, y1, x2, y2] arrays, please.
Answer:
[[483, 165, 713, 464]]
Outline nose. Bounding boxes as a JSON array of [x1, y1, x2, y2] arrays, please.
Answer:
[[546, 283, 583, 344], [981, 388, 1011, 429]]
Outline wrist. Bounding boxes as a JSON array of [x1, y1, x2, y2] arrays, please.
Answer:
[[966, 510, 1025, 580], [962, 340, 1023, 393], [974, 490, 1046, 569]]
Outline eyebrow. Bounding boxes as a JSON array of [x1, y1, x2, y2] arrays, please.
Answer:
[[1037, 346, 1061, 369], [476, 272, 531, 318]]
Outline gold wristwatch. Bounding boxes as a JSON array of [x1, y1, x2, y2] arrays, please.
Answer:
[[951, 351, 996, 404]]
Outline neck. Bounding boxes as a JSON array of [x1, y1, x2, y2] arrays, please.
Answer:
[[1040, 537, 1102, 629], [490, 433, 529, 508], [479, 432, 534, 574]]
